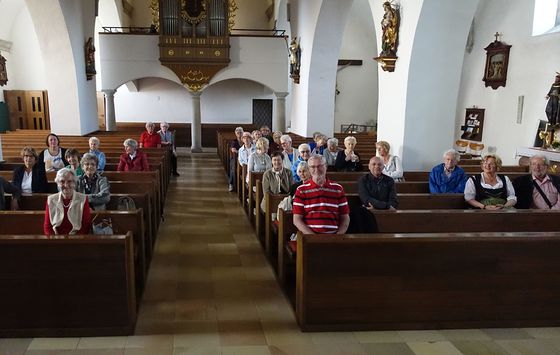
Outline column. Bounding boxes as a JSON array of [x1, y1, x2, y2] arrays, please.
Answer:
[[190, 91, 203, 153], [103, 89, 117, 132], [274, 92, 289, 132]]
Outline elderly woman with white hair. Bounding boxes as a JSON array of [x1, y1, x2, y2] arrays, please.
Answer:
[[158, 121, 179, 176], [139, 121, 162, 148], [323, 137, 341, 167], [279, 134, 299, 169], [335, 136, 362, 172], [43, 168, 91, 236], [76, 153, 111, 211], [118, 138, 150, 171], [88, 136, 106, 171], [291, 143, 312, 182]]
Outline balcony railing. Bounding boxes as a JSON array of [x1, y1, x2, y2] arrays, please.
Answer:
[[101, 26, 157, 34], [101, 27, 286, 37]]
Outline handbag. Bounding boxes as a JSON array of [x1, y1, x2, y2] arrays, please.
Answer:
[[92, 214, 113, 235]]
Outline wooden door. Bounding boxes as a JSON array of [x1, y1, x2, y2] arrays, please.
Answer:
[[25, 91, 49, 130], [3, 90, 49, 130], [4, 90, 26, 130]]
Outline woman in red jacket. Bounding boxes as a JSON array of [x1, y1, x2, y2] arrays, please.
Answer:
[[117, 138, 150, 171]]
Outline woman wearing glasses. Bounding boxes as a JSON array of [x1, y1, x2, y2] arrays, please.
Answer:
[[291, 143, 312, 182], [12, 146, 49, 194]]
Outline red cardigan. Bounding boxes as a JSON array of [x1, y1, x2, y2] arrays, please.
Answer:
[[43, 197, 92, 236], [117, 151, 150, 171]]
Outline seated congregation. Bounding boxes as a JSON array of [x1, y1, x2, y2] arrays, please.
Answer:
[[223, 125, 560, 331], [0, 124, 177, 336]]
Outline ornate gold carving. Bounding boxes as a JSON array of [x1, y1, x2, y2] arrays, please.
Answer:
[[181, 69, 210, 83], [168, 49, 175, 56], [185, 50, 191, 55], [228, 0, 238, 33], [199, 51, 204, 55], [149, 0, 159, 31], [187, 83, 205, 92], [181, 0, 207, 24], [214, 50, 221, 56]]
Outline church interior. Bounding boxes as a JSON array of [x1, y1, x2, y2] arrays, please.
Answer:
[[1, 0, 560, 354]]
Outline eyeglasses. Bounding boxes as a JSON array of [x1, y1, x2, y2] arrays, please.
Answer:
[[300, 150, 310, 154], [23, 155, 35, 158], [308, 164, 325, 170]]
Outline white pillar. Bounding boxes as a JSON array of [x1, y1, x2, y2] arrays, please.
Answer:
[[274, 92, 289, 132], [103, 89, 117, 131], [190, 91, 203, 153]]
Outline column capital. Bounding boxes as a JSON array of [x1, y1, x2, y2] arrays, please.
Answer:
[[102, 89, 116, 96], [274, 92, 289, 99], [190, 91, 203, 98]]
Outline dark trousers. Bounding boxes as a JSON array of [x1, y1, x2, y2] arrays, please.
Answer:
[[172, 154, 178, 173]]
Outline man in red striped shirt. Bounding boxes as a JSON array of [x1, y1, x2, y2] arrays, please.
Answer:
[[293, 155, 350, 235]]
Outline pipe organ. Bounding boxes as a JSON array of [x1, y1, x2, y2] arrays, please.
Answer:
[[158, 0, 233, 92]]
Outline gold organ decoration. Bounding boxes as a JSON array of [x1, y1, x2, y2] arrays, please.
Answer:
[[158, 0, 232, 92], [149, 0, 159, 31], [228, 0, 238, 33]]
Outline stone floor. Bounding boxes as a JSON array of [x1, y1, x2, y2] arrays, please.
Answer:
[[5, 149, 560, 354]]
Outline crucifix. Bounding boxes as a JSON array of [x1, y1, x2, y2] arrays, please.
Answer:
[[494, 31, 502, 42]]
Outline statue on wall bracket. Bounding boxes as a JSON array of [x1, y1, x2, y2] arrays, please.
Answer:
[[85, 37, 96, 81], [482, 32, 511, 90], [374, 1, 399, 72], [545, 72, 560, 127], [0, 52, 7, 86], [289, 36, 301, 84]]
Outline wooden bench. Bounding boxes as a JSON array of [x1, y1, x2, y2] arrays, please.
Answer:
[[0, 210, 147, 295], [296, 231, 560, 331], [0, 233, 136, 337], [6, 192, 154, 262], [277, 208, 560, 290]]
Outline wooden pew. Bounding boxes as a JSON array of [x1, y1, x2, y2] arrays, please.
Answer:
[[279, 208, 560, 291], [0, 233, 137, 337], [296, 231, 560, 331], [7, 193, 154, 262], [0, 210, 147, 295]]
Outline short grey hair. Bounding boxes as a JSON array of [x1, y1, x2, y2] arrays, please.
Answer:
[[89, 136, 100, 145], [443, 149, 460, 162], [344, 136, 357, 145], [308, 154, 327, 165], [327, 137, 339, 147], [234, 126, 243, 133], [80, 152, 99, 166], [145, 121, 155, 129], [530, 154, 549, 166], [298, 143, 311, 153], [280, 134, 292, 143], [123, 138, 138, 149], [160, 121, 169, 128], [55, 168, 77, 184]]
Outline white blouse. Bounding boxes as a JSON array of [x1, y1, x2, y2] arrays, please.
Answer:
[[382, 155, 403, 181], [21, 170, 33, 194]]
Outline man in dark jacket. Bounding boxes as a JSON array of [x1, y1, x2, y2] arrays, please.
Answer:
[[513, 154, 560, 209]]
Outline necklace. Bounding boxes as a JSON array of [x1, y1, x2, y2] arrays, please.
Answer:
[[62, 197, 72, 208]]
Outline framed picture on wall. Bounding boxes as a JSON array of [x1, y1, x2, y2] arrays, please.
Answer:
[[461, 108, 485, 142], [482, 34, 511, 90]]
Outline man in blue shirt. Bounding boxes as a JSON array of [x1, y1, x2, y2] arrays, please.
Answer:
[[429, 149, 467, 193]]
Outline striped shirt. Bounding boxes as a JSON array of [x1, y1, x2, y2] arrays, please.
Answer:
[[293, 179, 349, 234]]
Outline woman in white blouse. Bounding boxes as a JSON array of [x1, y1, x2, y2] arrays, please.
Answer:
[[376, 140, 403, 181]]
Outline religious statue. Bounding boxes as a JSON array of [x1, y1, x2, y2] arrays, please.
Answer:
[[545, 73, 560, 126], [85, 37, 96, 80], [0, 53, 7, 86], [380, 1, 399, 56], [289, 37, 301, 84]]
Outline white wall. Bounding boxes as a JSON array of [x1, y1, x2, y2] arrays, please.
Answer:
[[336, 0, 377, 132], [456, 0, 560, 165], [236, 0, 273, 29], [114, 77, 273, 123]]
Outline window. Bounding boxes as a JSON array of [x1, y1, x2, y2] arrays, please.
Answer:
[[533, 0, 560, 35]]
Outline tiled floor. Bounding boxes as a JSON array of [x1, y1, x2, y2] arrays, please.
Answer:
[[5, 149, 560, 355]]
